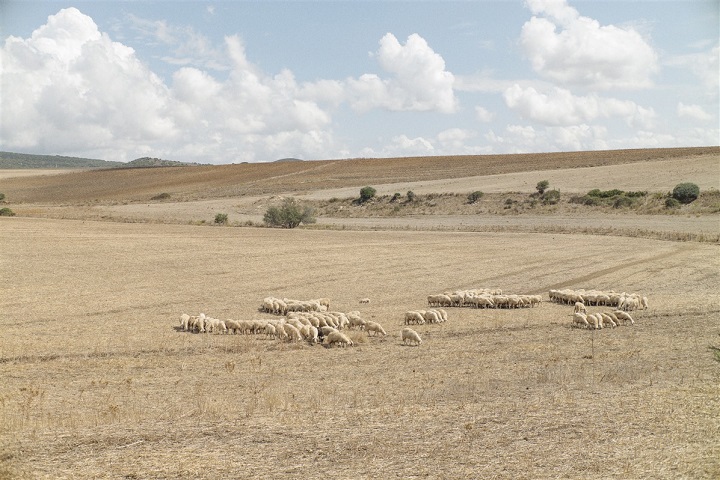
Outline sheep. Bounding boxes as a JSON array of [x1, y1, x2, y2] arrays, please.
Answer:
[[324, 330, 353, 348], [424, 310, 441, 324], [364, 321, 387, 336], [587, 313, 603, 330], [401, 327, 422, 346], [307, 325, 319, 344], [192, 313, 207, 333], [404, 311, 425, 325], [282, 323, 303, 342], [641, 296, 649, 310], [347, 312, 366, 329], [179, 313, 191, 331], [225, 319, 243, 334], [572, 312, 590, 329], [613, 310, 635, 325], [264, 323, 277, 339], [319, 326, 338, 337], [599, 313, 617, 328], [574, 302, 587, 314]]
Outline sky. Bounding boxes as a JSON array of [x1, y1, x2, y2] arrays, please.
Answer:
[[1, 0, 718, 164]]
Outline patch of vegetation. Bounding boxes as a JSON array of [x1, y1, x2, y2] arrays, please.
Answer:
[[214, 213, 229, 225], [0, 192, 5, 202], [0, 207, 16, 216], [664, 197, 681, 209], [358, 186, 377, 204], [151, 192, 171, 201], [541, 189, 561, 205], [613, 196, 636, 209], [0, 151, 123, 169], [536, 180, 550, 195], [263, 197, 316, 228], [569, 195, 602, 206], [467, 191, 484, 204], [406, 191, 417, 202], [672, 182, 700, 204], [390, 193, 401, 203]]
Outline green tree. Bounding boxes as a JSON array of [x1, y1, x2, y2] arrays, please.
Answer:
[[672, 182, 700, 204], [263, 197, 316, 228], [214, 213, 229, 225], [536, 180, 550, 195], [467, 190, 484, 204], [359, 186, 377, 203]]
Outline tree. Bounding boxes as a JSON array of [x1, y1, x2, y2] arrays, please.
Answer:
[[672, 182, 700, 204], [536, 180, 550, 195], [359, 186, 377, 203], [263, 197, 316, 228], [406, 190, 416, 202]]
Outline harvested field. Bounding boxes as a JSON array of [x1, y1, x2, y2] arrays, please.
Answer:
[[1, 147, 719, 478], [1, 217, 719, 479]]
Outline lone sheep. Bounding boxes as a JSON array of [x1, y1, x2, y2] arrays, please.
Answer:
[[401, 328, 422, 346]]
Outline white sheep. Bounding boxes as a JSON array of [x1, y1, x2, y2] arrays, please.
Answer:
[[404, 311, 425, 325], [225, 319, 243, 334], [264, 323, 277, 339], [574, 302, 587, 314], [599, 313, 617, 328], [179, 313, 191, 331], [324, 330, 353, 348], [572, 312, 590, 329], [364, 321, 387, 336], [282, 323, 303, 342], [613, 310, 635, 325], [401, 327, 422, 346]]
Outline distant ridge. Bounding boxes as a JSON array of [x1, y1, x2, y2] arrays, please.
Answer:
[[0, 152, 202, 169], [274, 157, 303, 163], [0, 151, 123, 169]]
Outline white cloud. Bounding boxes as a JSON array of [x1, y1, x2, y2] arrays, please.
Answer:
[[520, 0, 658, 89], [347, 33, 458, 113], [665, 44, 720, 95], [677, 103, 713, 122], [503, 84, 655, 128], [475, 106, 494, 123]]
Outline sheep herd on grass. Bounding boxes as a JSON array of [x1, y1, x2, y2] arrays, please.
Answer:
[[549, 289, 648, 311], [428, 289, 542, 309], [177, 286, 648, 347]]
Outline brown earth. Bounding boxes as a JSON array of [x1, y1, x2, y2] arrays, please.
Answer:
[[1, 147, 719, 479]]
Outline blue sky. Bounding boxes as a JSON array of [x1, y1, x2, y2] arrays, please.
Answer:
[[1, 1, 718, 164]]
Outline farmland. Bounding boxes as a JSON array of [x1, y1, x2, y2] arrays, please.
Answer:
[[1, 147, 719, 478]]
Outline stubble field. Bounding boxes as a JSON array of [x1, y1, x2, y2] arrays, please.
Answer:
[[1, 148, 719, 478]]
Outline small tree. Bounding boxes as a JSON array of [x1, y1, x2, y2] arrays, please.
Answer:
[[406, 190, 416, 202], [214, 213, 229, 225], [536, 180, 550, 195], [263, 197, 316, 228], [467, 190, 484, 204], [390, 192, 401, 203], [0, 207, 15, 216], [359, 186, 377, 203], [542, 189, 561, 205], [672, 182, 700, 204]]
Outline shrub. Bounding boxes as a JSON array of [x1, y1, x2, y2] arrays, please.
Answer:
[[672, 182, 700, 204], [625, 191, 648, 198], [151, 192, 171, 201], [263, 197, 316, 228], [0, 193, 5, 202], [664, 197, 681, 209], [542, 189, 561, 205], [0, 207, 15, 217], [214, 213, 229, 225], [359, 186, 377, 203], [536, 180, 550, 195], [406, 191, 417, 202], [569, 195, 601, 206], [390, 193, 401, 203], [613, 196, 635, 209], [467, 191, 484, 204]]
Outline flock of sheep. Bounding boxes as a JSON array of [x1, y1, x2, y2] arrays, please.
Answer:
[[176, 286, 647, 346], [428, 289, 542, 309], [549, 288, 648, 311]]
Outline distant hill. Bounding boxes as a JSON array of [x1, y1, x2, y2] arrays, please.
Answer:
[[0, 151, 124, 169], [274, 157, 303, 163], [0, 152, 202, 169], [124, 157, 202, 168]]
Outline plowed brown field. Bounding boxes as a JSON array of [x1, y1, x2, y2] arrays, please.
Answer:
[[1, 147, 719, 479]]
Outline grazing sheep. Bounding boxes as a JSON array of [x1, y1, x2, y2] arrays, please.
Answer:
[[574, 302, 587, 314], [587, 313, 604, 329], [179, 313, 191, 331], [324, 330, 353, 348], [401, 328, 422, 346], [404, 311, 425, 325], [572, 312, 590, 329], [225, 319, 243, 334], [613, 310, 635, 325], [365, 321, 387, 336], [264, 323, 277, 339], [319, 326, 338, 337], [641, 296, 649, 310], [599, 313, 617, 328], [282, 324, 303, 342]]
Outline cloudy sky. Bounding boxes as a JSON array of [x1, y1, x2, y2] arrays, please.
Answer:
[[1, 1, 718, 164]]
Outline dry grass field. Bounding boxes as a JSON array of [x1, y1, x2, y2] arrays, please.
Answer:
[[1, 148, 719, 479]]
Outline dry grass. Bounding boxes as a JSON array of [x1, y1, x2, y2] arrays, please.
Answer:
[[1, 217, 719, 479]]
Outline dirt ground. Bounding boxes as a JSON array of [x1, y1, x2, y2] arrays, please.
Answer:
[[1, 148, 719, 478], [1, 217, 718, 479]]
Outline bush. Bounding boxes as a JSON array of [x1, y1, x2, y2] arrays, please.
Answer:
[[665, 197, 681, 209], [0, 207, 16, 216], [390, 193, 401, 203], [569, 195, 601, 206], [672, 182, 700, 204], [467, 191, 484, 204], [359, 186, 377, 203], [613, 196, 635, 209], [0, 193, 5, 202], [151, 192, 171, 201], [588, 188, 624, 198], [263, 197, 316, 228], [214, 213, 229, 225], [406, 191, 416, 202], [541, 189, 561, 205], [536, 180, 550, 195]]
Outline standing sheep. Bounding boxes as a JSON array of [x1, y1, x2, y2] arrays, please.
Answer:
[[401, 327, 422, 346], [324, 330, 353, 348], [364, 321, 387, 336]]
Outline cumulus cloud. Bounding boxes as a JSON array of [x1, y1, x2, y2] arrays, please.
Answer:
[[677, 103, 713, 122], [475, 106, 494, 122], [665, 44, 720, 95], [520, 0, 658, 89], [347, 33, 457, 113], [0, 8, 337, 162], [503, 84, 655, 128]]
